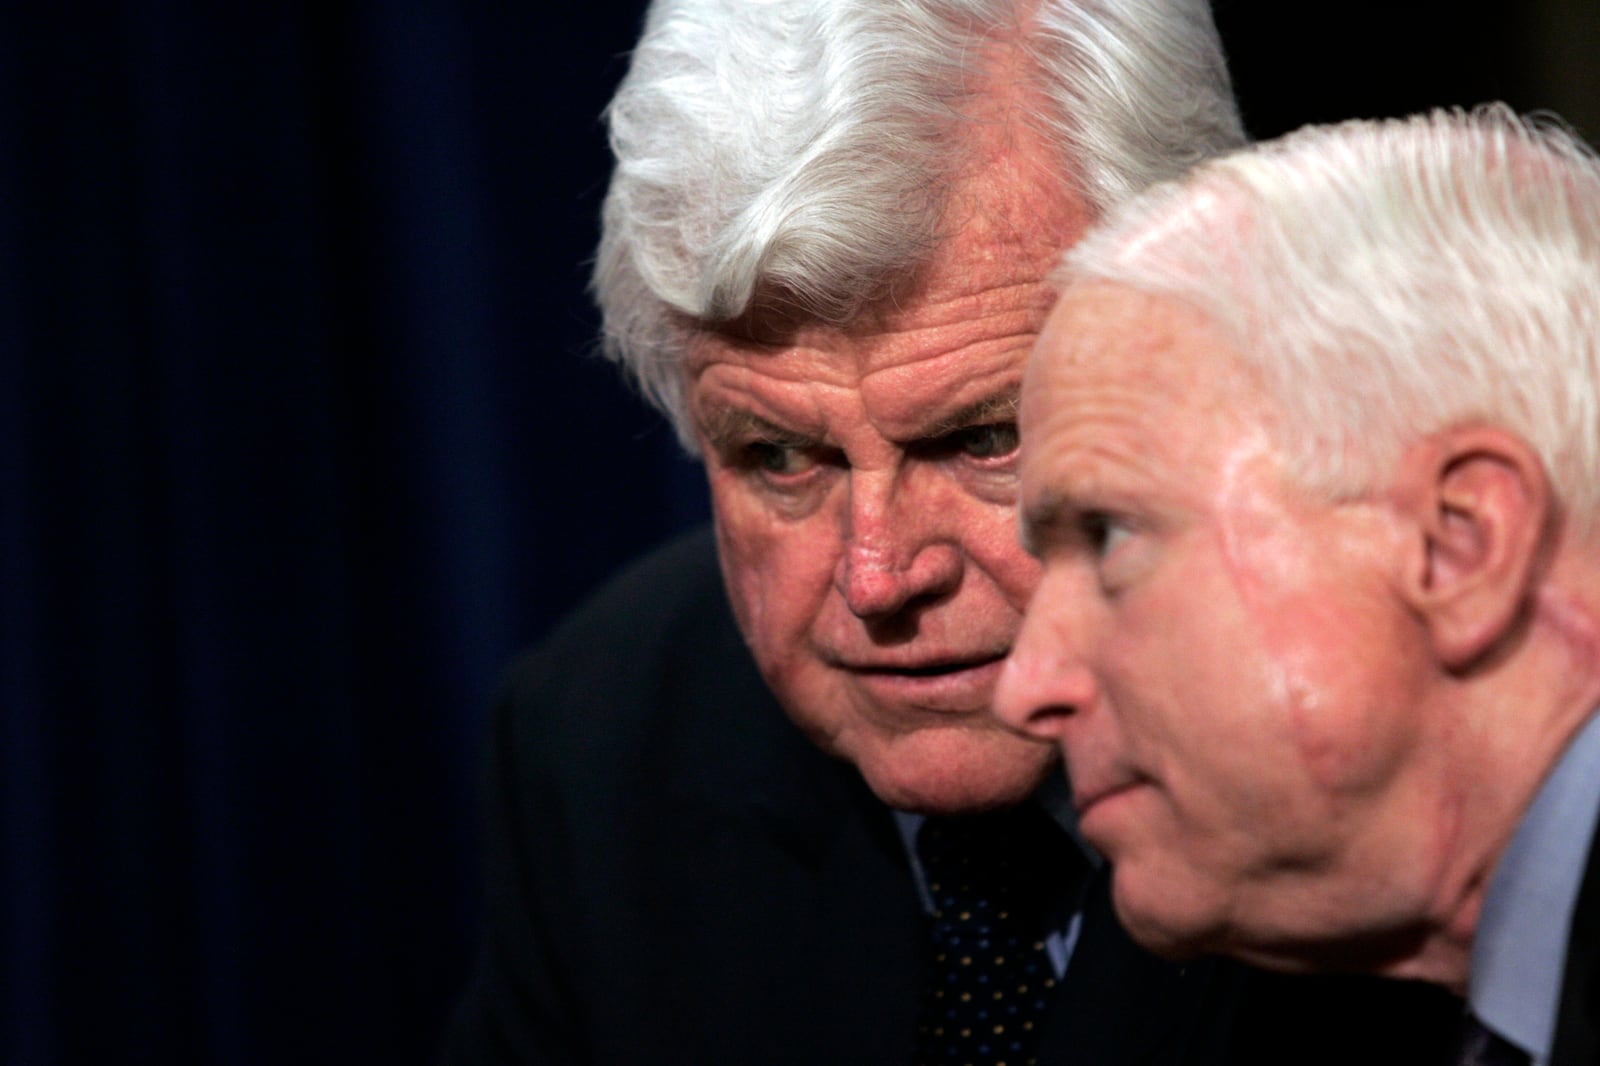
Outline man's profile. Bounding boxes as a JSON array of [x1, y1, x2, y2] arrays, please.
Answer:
[[1001, 106, 1600, 1066]]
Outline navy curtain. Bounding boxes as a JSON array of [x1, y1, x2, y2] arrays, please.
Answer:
[[0, 2, 1552, 1063], [1, 4, 706, 1063]]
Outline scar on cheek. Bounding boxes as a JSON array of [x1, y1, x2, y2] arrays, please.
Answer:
[[1210, 430, 1327, 685], [1212, 431, 1291, 604], [1537, 583, 1600, 663], [1211, 434, 1346, 772]]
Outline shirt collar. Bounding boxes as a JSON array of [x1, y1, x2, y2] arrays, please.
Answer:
[[893, 770, 1098, 913], [1470, 708, 1600, 1063]]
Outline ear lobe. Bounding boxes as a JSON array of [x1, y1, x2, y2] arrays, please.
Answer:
[[1398, 427, 1551, 671]]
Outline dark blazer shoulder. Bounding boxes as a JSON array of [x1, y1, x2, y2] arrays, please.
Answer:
[[503, 525, 734, 704], [496, 525, 776, 783], [448, 526, 928, 1065]]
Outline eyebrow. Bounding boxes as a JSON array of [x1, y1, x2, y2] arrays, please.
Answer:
[[1018, 488, 1073, 558], [695, 406, 814, 452], [696, 386, 1021, 452], [924, 388, 1021, 437]]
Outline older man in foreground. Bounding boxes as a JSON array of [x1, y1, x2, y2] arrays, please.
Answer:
[[1001, 108, 1600, 1065], [444, 1, 1462, 1062]]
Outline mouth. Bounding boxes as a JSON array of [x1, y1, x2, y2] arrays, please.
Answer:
[[838, 653, 1009, 714], [838, 645, 1009, 674], [853, 656, 1003, 678]]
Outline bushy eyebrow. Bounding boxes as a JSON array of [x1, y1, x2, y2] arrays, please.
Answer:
[[696, 406, 813, 452], [924, 388, 1020, 437], [697, 387, 1020, 452]]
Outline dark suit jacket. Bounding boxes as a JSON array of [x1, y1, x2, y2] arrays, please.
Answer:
[[443, 527, 1459, 1065]]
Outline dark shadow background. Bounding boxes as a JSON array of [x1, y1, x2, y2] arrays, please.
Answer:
[[3, 2, 1593, 1062]]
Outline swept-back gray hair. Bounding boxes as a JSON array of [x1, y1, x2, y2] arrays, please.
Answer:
[[594, 0, 1244, 446], [1062, 106, 1600, 535]]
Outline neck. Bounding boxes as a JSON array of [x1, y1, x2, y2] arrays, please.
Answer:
[[1388, 577, 1600, 995]]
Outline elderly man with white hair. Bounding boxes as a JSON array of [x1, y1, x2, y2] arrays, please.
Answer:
[[1002, 107, 1600, 1066], [444, 2, 1459, 1063]]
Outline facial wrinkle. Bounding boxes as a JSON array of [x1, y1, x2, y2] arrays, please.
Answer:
[[1211, 430, 1338, 768]]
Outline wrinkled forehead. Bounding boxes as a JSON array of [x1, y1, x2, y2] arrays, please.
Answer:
[[685, 225, 1072, 421], [686, 310, 1032, 446]]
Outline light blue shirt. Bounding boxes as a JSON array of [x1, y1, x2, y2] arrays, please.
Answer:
[[1471, 708, 1600, 1064], [894, 772, 1098, 978]]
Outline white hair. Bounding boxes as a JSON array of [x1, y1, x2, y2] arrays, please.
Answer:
[[594, 0, 1244, 447], [1062, 106, 1600, 534]]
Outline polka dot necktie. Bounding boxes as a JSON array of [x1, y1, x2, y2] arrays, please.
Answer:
[[912, 806, 1087, 1066]]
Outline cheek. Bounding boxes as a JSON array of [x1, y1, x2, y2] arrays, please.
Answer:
[[1233, 561, 1424, 796], [1271, 616, 1425, 798], [708, 472, 839, 662], [1099, 581, 1306, 824], [1214, 504, 1424, 795], [950, 494, 1040, 610]]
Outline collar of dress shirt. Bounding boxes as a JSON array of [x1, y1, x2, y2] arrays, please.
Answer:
[[1470, 707, 1600, 1064], [892, 771, 1100, 976]]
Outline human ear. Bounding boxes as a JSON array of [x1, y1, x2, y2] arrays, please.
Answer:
[[1396, 427, 1552, 672]]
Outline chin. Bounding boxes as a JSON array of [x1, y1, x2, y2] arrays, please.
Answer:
[[850, 727, 1058, 815], [1109, 861, 1229, 962]]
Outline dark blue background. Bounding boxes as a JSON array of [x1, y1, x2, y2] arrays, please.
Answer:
[[1, 2, 1576, 1062]]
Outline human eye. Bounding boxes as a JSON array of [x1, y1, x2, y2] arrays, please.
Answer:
[[920, 421, 1020, 466], [741, 438, 817, 478], [951, 421, 1020, 460], [916, 417, 1022, 505], [934, 419, 1017, 460], [1079, 510, 1133, 561]]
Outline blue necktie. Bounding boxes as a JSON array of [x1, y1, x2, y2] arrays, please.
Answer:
[[913, 807, 1085, 1066]]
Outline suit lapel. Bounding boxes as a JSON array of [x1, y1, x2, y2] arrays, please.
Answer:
[[675, 587, 1233, 1065], [656, 579, 926, 1063], [658, 536, 1245, 1064]]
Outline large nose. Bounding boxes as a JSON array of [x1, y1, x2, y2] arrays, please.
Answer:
[[833, 469, 962, 619], [994, 571, 1098, 740]]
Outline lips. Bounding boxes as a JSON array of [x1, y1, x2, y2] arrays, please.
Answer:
[[837, 652, 1009, 715], [845, 652, 1007, 676]]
